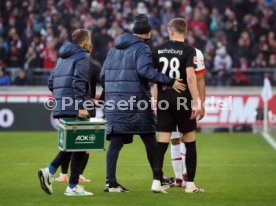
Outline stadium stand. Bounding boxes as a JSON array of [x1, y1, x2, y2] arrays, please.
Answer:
[[0, 0, 276, 86]]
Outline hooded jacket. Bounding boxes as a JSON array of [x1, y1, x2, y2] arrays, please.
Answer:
[[101, 33, 174, 134], [48, 42, 92, 118]]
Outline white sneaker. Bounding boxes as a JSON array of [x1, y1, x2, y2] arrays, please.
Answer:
[[104, 182, 130, 193], [55, 173, 69, 183], [151, 180, 167, 193], [64, 185, 93, 196], [38, 168, 54, 194], [79, 175, 91, 183], [185, 182, 204, 193]]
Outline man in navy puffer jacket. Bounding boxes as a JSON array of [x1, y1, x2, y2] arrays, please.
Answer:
[[101, 14, 185, 192], [38, 29, 94, 196], [48, 42, 92, 118]]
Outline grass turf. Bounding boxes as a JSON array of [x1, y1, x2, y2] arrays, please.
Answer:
[[269, 132, 276, 141], [0, 132, 275, 206]]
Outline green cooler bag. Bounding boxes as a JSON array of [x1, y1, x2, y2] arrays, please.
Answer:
[[58, 118, 106, 152]]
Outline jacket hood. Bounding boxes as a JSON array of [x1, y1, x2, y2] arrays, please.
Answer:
[[115, 33, 143, 49], [58, 42, 87, 58]]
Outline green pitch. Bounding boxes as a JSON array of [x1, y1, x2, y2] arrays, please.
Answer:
[[0, 132, 276, 206]]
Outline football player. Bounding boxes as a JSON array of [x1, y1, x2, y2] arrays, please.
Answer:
[[151, 18, 204, 193], [170, 48, 206, 188]]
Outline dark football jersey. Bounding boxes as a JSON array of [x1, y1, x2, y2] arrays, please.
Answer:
[[152, 41, 196, 101]]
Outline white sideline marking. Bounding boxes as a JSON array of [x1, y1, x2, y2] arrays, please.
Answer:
[[261, 132, 276, 150]]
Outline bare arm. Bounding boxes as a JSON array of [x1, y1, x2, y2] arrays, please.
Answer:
[[151, 84, 158, 111], [196, 72, 206, 120], [187, 67, 199, 119]]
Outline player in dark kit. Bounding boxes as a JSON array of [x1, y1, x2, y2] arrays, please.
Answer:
[[151, 18, 204, 193]]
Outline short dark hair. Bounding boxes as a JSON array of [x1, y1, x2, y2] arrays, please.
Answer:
[[168, 18, 187, 34], [71, 29, 90, 44]]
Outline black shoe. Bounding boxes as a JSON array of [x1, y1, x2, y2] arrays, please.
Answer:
[[169, 177, 176, 184], [161, 176, 175, 188], [104, 181, 130, 193], [38, 168, 54, 195]]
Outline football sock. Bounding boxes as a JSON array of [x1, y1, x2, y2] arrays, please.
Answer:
[[170, 144, 182, 179], [48, 165, 56, 175], [184, 141, 197, 182], [69, 184, 77, 189], [180, 142, 187, 173], [153, 142, 169, 180]]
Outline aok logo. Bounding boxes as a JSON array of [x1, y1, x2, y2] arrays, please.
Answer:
[[59, 132, 64, 145], [75, 134, 96, 144]]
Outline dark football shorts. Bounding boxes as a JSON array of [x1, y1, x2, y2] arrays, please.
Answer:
[[156, 93, 197, 133]]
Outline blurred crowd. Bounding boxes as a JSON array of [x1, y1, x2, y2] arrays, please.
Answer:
[[0, 0, 276, 86]]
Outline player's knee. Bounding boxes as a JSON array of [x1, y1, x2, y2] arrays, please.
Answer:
[[181, 131, 196, 142], [157, 132, 171, 143], [183, 137, 195, 143]]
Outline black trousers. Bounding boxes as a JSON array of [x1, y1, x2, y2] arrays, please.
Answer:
[[50, 151, 86, 185], [106, 133, 156, 183], [61, 153, 90, 175]]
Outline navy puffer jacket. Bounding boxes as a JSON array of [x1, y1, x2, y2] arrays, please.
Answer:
[[101, 33, 174, 134], [48, 43, 92, 118]]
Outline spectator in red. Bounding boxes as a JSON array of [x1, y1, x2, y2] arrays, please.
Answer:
[[42, 42, 58, 69], [188, 8, 208, 36], [233, 69, 248, 86], [233, 57, 249, 86]]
